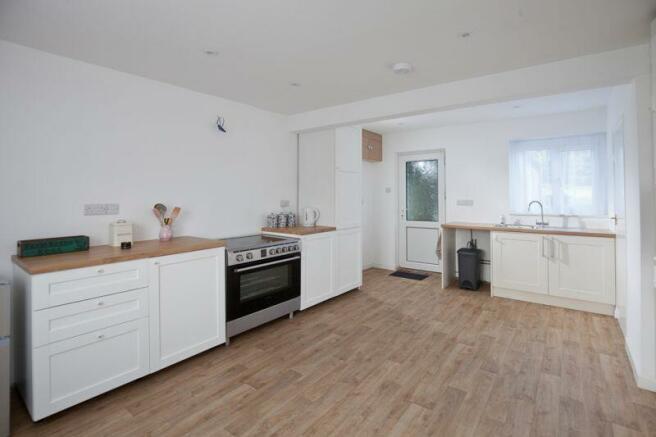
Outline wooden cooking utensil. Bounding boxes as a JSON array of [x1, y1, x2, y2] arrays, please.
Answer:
[[153, 207, 164, 225], [170, 207, 181, 223]]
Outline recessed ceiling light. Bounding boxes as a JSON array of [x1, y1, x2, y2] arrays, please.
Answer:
[[459, 32, 472, 38], [289, 82, 301, 87], [204, 49, 219, 56], [391, 62, 414, 74]]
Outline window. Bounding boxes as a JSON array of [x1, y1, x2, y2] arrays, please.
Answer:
[[508, 133, 608, 216]]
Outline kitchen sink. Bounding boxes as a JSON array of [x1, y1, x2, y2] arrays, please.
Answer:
[[494, 223, 543, 230]]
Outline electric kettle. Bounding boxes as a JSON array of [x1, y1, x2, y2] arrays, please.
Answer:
[[301, 207, 320, 227]]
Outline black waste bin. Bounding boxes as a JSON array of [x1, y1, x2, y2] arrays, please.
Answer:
[[458, 247, 482, 290]]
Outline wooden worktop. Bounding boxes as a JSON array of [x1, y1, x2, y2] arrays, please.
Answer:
[[262, 226, 337, 236], [12, 236, 226, 275], [441, 222, 615, 238]]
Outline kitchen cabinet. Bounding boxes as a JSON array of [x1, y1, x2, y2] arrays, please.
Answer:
[[32, 319, 149, 420], [334, 228, 362, 294], [362, 129, 382, 162], [263, 229, 362, 311], [299, 126, 362, 229], [491, 231, 616, 314], [301, 232, 336, 310], [547, 235, 615, 304], [12, 238, 226, 421], [335, 170, 362, 229], [149, 248, 225, 371], [491, 232, 549, 295]]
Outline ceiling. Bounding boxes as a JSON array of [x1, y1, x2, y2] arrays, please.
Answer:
[[0, 1, 654, 114], [363, 87, 611, 133]]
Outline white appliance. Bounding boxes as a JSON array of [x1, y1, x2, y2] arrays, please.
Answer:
[[300, 207, 320, 227], [109, 220, 133, 247], [0, 280, 9, 437]]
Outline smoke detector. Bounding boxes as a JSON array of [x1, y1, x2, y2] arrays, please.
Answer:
[[391, 62, 414, 74]]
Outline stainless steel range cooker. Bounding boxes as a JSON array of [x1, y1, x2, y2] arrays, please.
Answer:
[[224, 234, 301, 343]]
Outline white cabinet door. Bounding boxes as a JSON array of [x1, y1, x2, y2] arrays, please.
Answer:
[[150, 248, 225, 371], [299, 129, 336, 227], [335, 229, 362, 294], [335, 126, 362, 173], [301, 233, 335, 310], [335, 170, 362, 229], [32, 318, 149, 421], [491, 232, 549, 294], [548, 236, 616, 304]]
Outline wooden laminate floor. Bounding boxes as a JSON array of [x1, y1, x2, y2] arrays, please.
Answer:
[[11, 268, 656, 436]]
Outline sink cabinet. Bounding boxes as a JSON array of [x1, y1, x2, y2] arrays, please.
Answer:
[[491, 231, 615, 314], [547, 235, 615, 305], [491, 232, 549, 295]]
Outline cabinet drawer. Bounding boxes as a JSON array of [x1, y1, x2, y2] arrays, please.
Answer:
[[32, 288, 148, 347], [31, 318, 149, 421], [31, 260, 148, 310]]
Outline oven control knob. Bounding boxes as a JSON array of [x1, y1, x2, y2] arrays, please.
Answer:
[[246, 253, 253, 260], [276, 248, 282, 254], [293, 245, 299, 251], [281, 247, 288, 253], [235, 254, 244, 262], [269, 248, 276, 255]]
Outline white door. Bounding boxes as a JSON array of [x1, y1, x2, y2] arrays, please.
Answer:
[[612, 120, 627, 331], [398, 151, 446, 272], [548, 235, 615, 304], [491, 232, 549, 295], [301, 233, 335, 310], [150, 248, 225, 371], [334, 228, 362, 294]]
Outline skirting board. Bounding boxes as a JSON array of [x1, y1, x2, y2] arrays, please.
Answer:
[[491, 286, 615, 316], [364, 263, 397, 272], [625, 341, 656, 392]]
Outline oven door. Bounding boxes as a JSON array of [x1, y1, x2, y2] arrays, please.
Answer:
[[226, 253, 301, 321]]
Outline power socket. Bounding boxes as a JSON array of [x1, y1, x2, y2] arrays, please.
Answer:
[[84, 203, 120, 216]]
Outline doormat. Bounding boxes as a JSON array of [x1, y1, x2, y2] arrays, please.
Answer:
[[390, 271, 429, 281]]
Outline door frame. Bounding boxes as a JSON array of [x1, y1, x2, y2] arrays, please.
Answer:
[[611, 117, 627, 331], [396, 149, 447, 272]]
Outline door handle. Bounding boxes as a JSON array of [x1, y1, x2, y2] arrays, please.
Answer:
[[542, 237, 555, 259]]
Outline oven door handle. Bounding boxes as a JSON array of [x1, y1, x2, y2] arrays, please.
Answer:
[[234, 256, 301, 273]]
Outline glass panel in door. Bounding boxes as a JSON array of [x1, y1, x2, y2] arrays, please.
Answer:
[[405, 159, 439, 222]]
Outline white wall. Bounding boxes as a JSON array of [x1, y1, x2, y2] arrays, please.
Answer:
[[607, 78, 656, 391], [362, 108, 607, 272], [0, 41, 297, 281]]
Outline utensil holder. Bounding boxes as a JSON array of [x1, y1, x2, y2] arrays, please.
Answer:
[[159, 225, 172, 242]]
